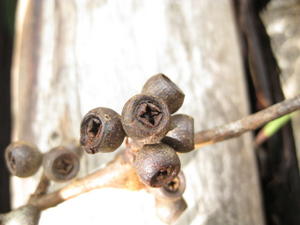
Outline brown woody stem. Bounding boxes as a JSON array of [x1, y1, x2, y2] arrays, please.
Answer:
[[195, 95, 300, 148], [28, 174, 50, 204], [29, 153, 144, 210], [25, 95, 300, 211]]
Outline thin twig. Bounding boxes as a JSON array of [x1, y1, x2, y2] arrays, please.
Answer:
[[27, 95, 300, 210], [194, 95, 300, 148], [29, 152, 144, 210], [28, 174, 50, 204]]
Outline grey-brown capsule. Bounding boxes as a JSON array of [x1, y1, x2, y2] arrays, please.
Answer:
[[142, 74, 185, 114], [122, 94, 170, 144], [80, 107, 125, 153], [134, 143, 180, 187], [162, 114, 194, 153], [154, 171, 186, 201], [5, 142, 42, 178], [43, 146, 80, 182]]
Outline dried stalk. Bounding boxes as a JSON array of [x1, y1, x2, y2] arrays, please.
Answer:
[[195, 95, 300, 148], [29, 153, 144, 210], [28, 174, 50, 203], [25, 95, 300, 210]]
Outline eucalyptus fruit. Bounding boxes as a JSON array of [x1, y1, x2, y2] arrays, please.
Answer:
[[5, 142, 42, 178], [80, 107, 125, 153], [122, 94, 170, 144], [162, 114, 194, 153], [43, 146, 80, 182], [154, 171, 186, 200], [133, 143, 180, 187], [153, 171, 187, 224], [142, 73, 185, 114]]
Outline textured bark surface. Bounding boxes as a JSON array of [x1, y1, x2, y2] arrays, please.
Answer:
[[11, 0, 265, 224], [262, 0, 300, 159]]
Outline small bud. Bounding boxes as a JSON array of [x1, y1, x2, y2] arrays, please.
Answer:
[[122, 94, 170, 144], [153, 171, 186, 201], [134, 143, 180, 187], [162, 114, 194, 153], [0, 205, 41, 225], [43, 146, 80, 182], [142, 74, 185, 114], [80, 107, 125, 153], [5, 142, 42, 178], [154, 171, 187, 223]]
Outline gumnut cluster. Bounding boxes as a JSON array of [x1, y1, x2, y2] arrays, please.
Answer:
[[3, 74, 193, 224], [80, 74, 194, 189]]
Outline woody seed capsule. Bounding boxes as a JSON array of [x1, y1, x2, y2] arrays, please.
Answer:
[[43, 146, 80, 182], [142, 74, 185, 114], [80, 107, 125, 153], [5, 142, 42, 178], [154, 171, 186, 200], [134, 143, 180, 187], [122, 94, 170, 144], [153, 171, 187, 223], [162, 114, 194, 153]]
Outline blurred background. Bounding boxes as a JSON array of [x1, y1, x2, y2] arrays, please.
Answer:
[[0, 0, 17, 213], [0, 0, 299, 225]]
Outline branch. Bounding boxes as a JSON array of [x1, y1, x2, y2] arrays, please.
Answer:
[[194, 95, 300, 148], [27, 95, 300, 210], [28, 174, 50, 203], [29, 153, 144, 210]]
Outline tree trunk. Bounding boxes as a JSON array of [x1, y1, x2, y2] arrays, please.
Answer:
[[11, 0, 265, 224], [262, 0, 300, 160]]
